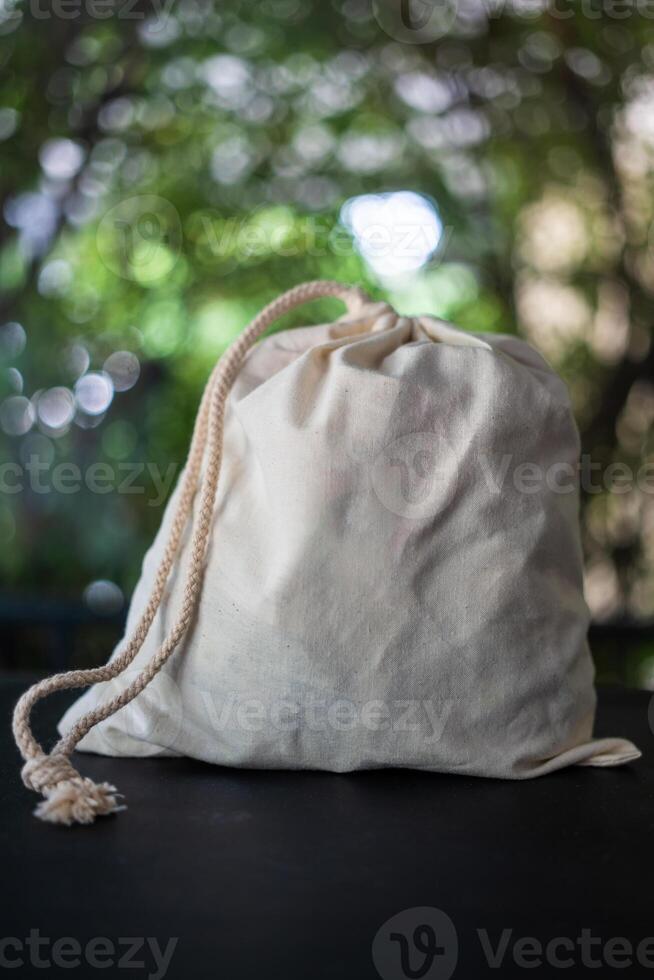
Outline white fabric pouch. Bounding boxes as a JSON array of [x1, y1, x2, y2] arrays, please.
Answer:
[[14, 280, 640, 826]]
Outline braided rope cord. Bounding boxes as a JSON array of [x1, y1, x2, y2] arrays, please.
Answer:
[[12, 280, 369, 823]]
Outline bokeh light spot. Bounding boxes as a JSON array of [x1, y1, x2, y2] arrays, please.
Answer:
[[104, 351, 140, 392], [0, 321, 26, 359], [340, 191, 443, 278], [0, 395, 34, 436], [37, 387, 76, 429], [84, 579, 124, 615], [39, 138, 85, 180], [75, 372, 114, 415]]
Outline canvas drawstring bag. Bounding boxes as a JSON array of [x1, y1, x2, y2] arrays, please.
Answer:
[[13, 280, 640, 825]]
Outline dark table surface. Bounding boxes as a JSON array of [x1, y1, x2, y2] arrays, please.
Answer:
[[1, 675, 652, 980]]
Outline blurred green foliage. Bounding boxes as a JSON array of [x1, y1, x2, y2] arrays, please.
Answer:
[[2, 0, 654, 681]]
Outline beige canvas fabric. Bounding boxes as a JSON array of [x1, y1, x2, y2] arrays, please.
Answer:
[[57, 288, 639, 781]]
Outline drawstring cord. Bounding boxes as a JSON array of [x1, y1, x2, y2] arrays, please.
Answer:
[[12, 280, 369, 825]]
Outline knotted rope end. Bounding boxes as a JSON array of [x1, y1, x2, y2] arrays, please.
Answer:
[[33, 778, 125, 826], [22, 754, 126, 827]]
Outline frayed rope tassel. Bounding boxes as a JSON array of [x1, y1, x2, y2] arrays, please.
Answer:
[[21, 754, 125, 826]]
